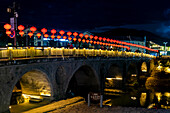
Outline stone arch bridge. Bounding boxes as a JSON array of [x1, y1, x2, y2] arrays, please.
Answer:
[[0, 56, 154, 113]]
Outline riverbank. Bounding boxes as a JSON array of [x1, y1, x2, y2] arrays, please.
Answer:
[[23, 97, 170, 113]]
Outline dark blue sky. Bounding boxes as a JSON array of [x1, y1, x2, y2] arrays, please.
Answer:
[[1, 0, 170, 38]]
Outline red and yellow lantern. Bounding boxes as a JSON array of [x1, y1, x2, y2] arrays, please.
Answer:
[[73, 32, 78, 37], [79, 33, 84, 38], [84, 34, 88, 39], [28, 32, 33, 38], [30, 26, 37, 33], [41, 28, 47, 34], [19, 31, 24, 37], [59, 30, 65, 36], [44, 34, 49, 38], [67, 31, 72, 36]]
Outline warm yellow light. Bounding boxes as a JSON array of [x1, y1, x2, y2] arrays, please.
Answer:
[[165, 67, 170, 73], [106, 78, 112, 80], [131, 97, 137, 100], [9, 106, 11, 109], [131, 74, 137, 77], [164, 92, 170, 97], [106, 77, 122, 80], [155, 92, 162, 102]]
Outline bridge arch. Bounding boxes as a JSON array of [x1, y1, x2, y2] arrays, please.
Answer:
[[65, 65, 100, 98], [126, 62, 138, 86], [9, 67, 54, 111], [106, 63, 123, 88]]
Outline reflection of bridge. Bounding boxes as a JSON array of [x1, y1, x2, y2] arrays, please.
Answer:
[[0, 47, 155, 113]]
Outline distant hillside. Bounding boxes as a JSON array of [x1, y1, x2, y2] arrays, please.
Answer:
[[92, 28, 170, 46]]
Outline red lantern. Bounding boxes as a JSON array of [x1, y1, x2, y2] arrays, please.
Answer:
[[59, 30, 65, 36], [79, 33, 84, 38], [67, 31, 72, 36], [68, 37, 72, 41], [41, 28, 47, 34], [28, 32, 33, 38], [30, 26, 37, 33], [82, 39, 85, 43], [78, 38, 81, 42], [51, 35, 55, 39], [106, 38, 110, 42], [86, 40, 89, 43], [94, 41, 96, 44], [44, 34, 49, 38], [6, 30, 11, 36], [90, 35, 93, 39], [73, 32, 78, 37], [90, 40, 93, 44], [103, 37, 106, 41], [94, 36, 98, 40], [51, 29, 56, 35], [19, 31, 24, 37], [99, 37, 102, 41], [36, 33, 41, 38], [97, 41, 100, 45], [4, 24, 11, 30], [84, 34, 89, 39], [100, 42, 103, 45], [57, 35, 61, 39], [73, 37, 77, 41], [110, 39, 113, 43], [63, 36, 67, 39], [18, 25, 25, 31]]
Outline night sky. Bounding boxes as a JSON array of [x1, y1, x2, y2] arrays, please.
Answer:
[[1, 0, 170, 38]]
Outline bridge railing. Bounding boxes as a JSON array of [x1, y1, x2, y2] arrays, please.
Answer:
[[0, 47, 156, 60]]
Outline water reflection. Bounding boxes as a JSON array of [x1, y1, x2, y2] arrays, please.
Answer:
[[104, 78, 170, 109]]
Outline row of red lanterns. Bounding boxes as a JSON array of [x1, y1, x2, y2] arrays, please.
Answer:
[[3, 24, 157, 52]]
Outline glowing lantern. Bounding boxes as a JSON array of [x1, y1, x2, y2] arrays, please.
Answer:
[[63, 36, 67, 39], [68, 37, 72, 41], [94, 36, 98, 40], [44, 34, 49, 38], [51, 29, 56, 35], [110, 39, 113, 43], [99, 37, 102, 41], [19, 31, 24, 37], [4, 24, 11, 30], [97, 41, 100, 45], [73, 38, 77, 41], [78, 38, 81, 42], [51, 35, 55, 39], [90, 40, 93, 44], [36, 33, 41, 38], [90, 35, 93, 39], [67, 31, 72, 36], [6, 31, 11, 36], [94, 41, 96, 44], [108, 43, 111, 46], [100, 42, 103, 45], [103, 37, 106, 41], [84, 34, 89, 39], [79, 33, 84, 38], [18, 25, 25, 31], [82, 39, 85, 43], [106, 38, 110, 42], [57, 35, 61, 39], [41, 28, 47, 34], [73, 32, 78, 37], [86, 40, 89, 43], [30, 26, 37, 33], [59, 30, 65, 36], [28, 32, 33, 38]]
